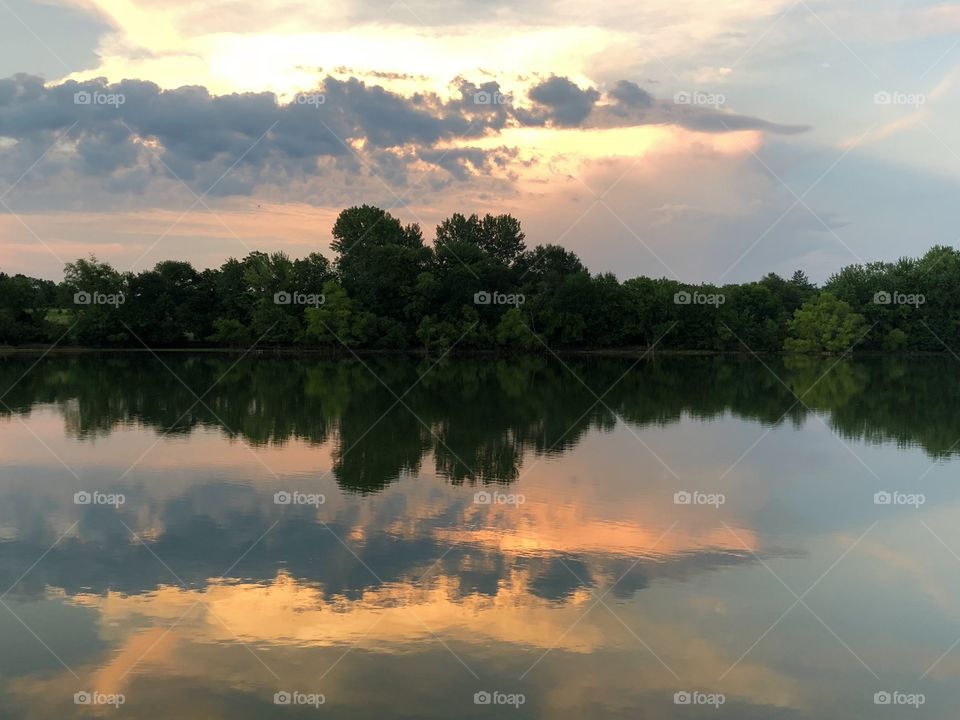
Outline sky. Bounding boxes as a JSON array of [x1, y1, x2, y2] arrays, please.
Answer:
[[0, 0, 958, 283]]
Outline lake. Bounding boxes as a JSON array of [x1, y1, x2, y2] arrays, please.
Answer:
[[0, 352, 957, 718]]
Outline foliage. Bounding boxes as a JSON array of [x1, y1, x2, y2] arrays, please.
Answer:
[[1, 208, 958, 354], [784, 293, 869, 353]]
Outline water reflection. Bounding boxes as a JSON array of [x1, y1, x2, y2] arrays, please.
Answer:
[[2, 354, 959, 487], [1, 354, 959, 718]]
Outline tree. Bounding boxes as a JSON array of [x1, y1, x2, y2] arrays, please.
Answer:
[[304, 281, 376, 347], [495, 308, 538, 349], [62, 256, 128, 346], [0, 273, 58, 344], [784, 293, 869, 353], [209, 318, 252, 347], [293, 253, 334, 292], [882, 328, 908, 351], [6, 210, 959, 355], [790, 270, 816, 293], [123, 260, 211, 345], [435, 213, 526, 267], [331, 206, 429, 342]]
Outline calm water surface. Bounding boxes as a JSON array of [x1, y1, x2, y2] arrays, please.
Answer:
[[0, 353, 958, 718]]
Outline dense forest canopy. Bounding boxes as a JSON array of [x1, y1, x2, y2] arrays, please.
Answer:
[[1, 205, 956, 352]]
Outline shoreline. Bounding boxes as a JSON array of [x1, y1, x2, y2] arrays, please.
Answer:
[[0, 346, 954, 358]]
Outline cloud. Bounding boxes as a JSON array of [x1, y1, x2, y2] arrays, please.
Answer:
[[0, 0, 115, 79], [513, 75, 808, 135], [608, 79, 654, 111], [0, 69, 825, 287], [590, 84, 810, 135], [519, 75, 601, 127], [0, 73, 519, 205], [0, 72, 807, 212], [672, 109, 809, 135]]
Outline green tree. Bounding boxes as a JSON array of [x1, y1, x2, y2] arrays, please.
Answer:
[[304, 281, 376, 347], [123, 260, 212, 345], [209, 318, 253, 347], [784, 293, 869, 353], [62, 257, 128, 346], [495, 308, 538, 349], [0, 273, 57, 344], [331, 206, 429, 342], [435, 213, 526, 267]]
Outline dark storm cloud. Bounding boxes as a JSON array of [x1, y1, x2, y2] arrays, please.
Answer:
[[514, 75, 806, 136], [518, 75, 601, 127], [0, 72, 808, 206], [590, 80, 811, 136], [0, 73, 508, 199], [323, 76, 475, 147], [607, 79, 655, 113]]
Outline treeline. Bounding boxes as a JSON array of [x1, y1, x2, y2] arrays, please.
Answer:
[[0, 205, 957, 352]]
